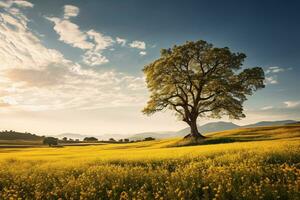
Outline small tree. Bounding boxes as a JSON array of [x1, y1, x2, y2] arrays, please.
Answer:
[[143, 40, 265, 139], [62, 137, 68, 142], [144, 137, 155, 141], [83, 137, 98, 142], [43, 137, 58, 146]]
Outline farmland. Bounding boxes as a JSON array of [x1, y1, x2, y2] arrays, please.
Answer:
[[0, 125, 299, 199]]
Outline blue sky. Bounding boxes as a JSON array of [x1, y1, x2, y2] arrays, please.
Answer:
[[0, 0, 299, 135]]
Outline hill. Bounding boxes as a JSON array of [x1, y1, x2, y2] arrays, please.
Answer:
[[176, 121, 239, 136], [242, 120, 298, 128], [54, 133, 89, 140], [1, 120, 298, 143], [0, 130, 43, 141], [129, 120, 299, 140], [54, 133, 127, 141], [206, 124, 300, 142], [128, 131, 175, 141]]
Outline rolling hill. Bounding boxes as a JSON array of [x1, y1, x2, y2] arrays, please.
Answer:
[[175, 121, 239, 136], [0, 124, 299, 199], [242, 120, 298, 128], [0, 130, 43, 141], [1, 120, 298, 142], [129, 120, 299, 140]]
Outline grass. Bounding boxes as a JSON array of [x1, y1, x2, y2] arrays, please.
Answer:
[[0, 125, 299, 199]]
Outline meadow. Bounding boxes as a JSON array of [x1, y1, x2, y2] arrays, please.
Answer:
[[0, 125, 299, 200]]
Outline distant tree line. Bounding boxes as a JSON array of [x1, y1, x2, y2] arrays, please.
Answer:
[[0, 130, 156, 147]]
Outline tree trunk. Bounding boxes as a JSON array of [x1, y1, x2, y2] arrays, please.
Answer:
[[184, 118, 205, 139]]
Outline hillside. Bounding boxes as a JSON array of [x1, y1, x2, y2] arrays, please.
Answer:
[[1, 120, 298, 143], [0, 130, 43, 141], [176, 121, 239, 136], [242, 120, 298, 128], [206, 124, 300, 142], [129, 120, 299, 140]]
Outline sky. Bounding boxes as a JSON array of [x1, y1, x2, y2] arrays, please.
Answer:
[[0, 0, 299, 136]]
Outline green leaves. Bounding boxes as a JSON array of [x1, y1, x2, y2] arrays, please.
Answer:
[[143, 40, 265, 126]]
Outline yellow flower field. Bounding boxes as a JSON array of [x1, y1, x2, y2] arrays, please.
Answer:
[[0, 125, 299, 200]]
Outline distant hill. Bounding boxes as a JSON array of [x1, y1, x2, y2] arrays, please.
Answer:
[[55, 133, 127, 141], [129, 122, 239, 140], [176, 122, 240, 136], [5, 120, 296, 142], [128, 131, 175, 141], [0, 130, 43, 141], [54, 133, 89, 140], [129, 120, 299, 140], [243, 120, 298, 128]]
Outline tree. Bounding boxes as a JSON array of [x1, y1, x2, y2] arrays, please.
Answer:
[[62, 137, 68, 142], [143, 40, 265, 139], [43, 137, 58, 146], [83, 137, 98, 142], [144, 137, 155, 141]]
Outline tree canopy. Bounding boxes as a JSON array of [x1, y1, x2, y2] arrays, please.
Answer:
[[83, 137, 98, 142], [43, 137, 58, 146], [143, 40, 265, 139]]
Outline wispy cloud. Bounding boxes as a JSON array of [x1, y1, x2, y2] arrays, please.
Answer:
[[261, 106, 273, 110], [264, 66, 289, 85], [46, 5, 150, 64], [116, 37, 126, 46], [46, 5, 114, 66], [46, 17, 95, 50], [0, 0, 33, 8], [265, 76, 278, 85], [265, 66, 285, 74], [284, 101, 300, 108], [0, 1, 147, 112]]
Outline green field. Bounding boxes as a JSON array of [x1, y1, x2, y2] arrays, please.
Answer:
[[0, 125, 300, 200]]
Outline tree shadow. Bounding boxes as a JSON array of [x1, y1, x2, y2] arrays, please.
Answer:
[[172, 135, 279, 147]]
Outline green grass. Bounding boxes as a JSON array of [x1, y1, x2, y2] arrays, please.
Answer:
[[0, 125, 299, 199]]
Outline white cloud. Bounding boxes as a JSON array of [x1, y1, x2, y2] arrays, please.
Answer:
[[264, 66, 289, 85], [129, 40, 146, 49], [86, 29, 114, 51], [63, 5, 79, 19], [265, 76, 278, 85], [0, 0, 33, 8], [116, 37, 126, 46], [46, 17, 94, 50], [0, 2, 147, 112], [46, 6, 114, 66], [265, 66, 285, 74], [139, 51, 147, 56], [13, 0, 33, 8], [261, 106, 273, 110], [82, 50, 109, 66], [284, 101, 300, 108], [46, 5, 148, 65]]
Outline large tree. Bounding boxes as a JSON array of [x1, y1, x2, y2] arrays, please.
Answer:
[[142, 40, 265, 139]]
